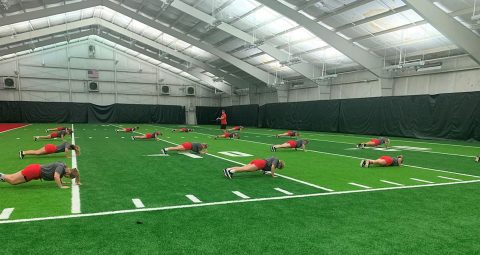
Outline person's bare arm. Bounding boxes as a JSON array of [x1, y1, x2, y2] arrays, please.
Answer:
[[65, 148, 71, 158], [270, 165, 276, 177], [54, 172, 69, 189], [302, 144, 306, 152]]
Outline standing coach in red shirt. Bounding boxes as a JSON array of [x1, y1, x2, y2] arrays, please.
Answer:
[[217, 109, 227, 130]]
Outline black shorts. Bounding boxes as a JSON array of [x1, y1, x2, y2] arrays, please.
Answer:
[[220, 124, 227, 130]]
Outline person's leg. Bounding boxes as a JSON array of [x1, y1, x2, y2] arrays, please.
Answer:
[[165, 145, 186, 151], [369, 159, 387, 166], [132, 135, 146, 139], [34, 135, 51, 140], [22, 147, 47, 156], [1, 171, 27, 185], [227, 164, 259, 173], [273, 142, 292, 149]]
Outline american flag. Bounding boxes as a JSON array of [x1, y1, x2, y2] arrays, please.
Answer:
[[88, 69, 99, 78]]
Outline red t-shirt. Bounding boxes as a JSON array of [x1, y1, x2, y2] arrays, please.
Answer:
[[220, 113, 227, 125]]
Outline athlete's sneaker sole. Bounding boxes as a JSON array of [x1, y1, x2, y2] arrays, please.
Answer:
[[223, 168, 232, 179]]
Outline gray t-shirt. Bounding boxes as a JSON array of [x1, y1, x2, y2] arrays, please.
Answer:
[[295, 140, 305, 148], [40, 162, 66, 181], [191, 143, 203, 153], [264, 157, 280, 171], [57, 130, 67, 137], [55, 142, 72, 153], [379, 137, 388, 144], [392, 157, 399, 166]]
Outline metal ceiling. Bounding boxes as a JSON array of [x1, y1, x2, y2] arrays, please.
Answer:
[[0, 0, 479, 92]]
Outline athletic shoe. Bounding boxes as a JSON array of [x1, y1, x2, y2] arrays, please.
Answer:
[[223, 168, 232, 179], [19, 151, 24, 159], [131, 136, 135, 141], [362, 143, 367, 149], [0, 173, 4, 182], [270, 146, 274, 152], [116, 130, 118, 133], [262, 170, 271, 175], [475, 156, 480, 163], [34, 136, 38, 141], [161, 148, 167, 155], [45, 129, 48, 133], [360, 160, 367, 168], [356, 144, 361, 148]]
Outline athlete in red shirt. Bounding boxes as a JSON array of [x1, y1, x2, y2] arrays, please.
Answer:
[[360, 155, 404, 168], [217, 110, 227, 130]]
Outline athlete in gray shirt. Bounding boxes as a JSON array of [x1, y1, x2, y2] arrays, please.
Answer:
[[357, 137, 391, 149], [223, 156, 285, 179], [161, 142, 208, 155], [271, 139, 309, 152], [19, 142, 80, 159], [0, 162, 81, 189]]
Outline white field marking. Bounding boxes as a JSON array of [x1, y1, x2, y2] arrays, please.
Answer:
[[192, 130, 480, 179], [132, 199, 145, 208], [274, 188, 293, 195], [411, 178, 434, 184], [437, 176, 463, 182], [380, 180, 404, 186], [89, 137, 92, 139], [144, 154, 170, 157], [181, 136, 185, 138], [0, 208, 14, 220], [3, 179, 479, 225], [121, 137, 125, 139], [144, 125, 334, 192], [0, 124, 31, 134], [232, 191, 250, 199], [195, 126, 480, 154], [349, 183, 372, 189], [179, 152, 203, 159], [194, 137, 198, 138], [71, 124, 81, 214], [105, 137, 109, 138], [205, 152, 334, 192], [16, 138, 20, 139], [186, 195, 202, 203], [218, 151, 253, 157]]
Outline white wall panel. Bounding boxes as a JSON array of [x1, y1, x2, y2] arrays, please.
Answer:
[[0, 40, 220, 108]]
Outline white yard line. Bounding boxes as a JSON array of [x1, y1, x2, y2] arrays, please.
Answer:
[[186, 195, 202, 203], [206, 153, 333, 192], [179, 152, 203, 158], [2, 179, 479, 224], [437, 176, 463, 182], [71, 124, 81, 214], [380, 180, 404, 186], [0, 124, 31, 134], [194, 126, 479, 156], [410, 178, 434, 184], [232, 191, 250, 199], [349, 183, 372, 189], [274, 188, 293, 195], [132, 199, 145, 208], [147, 125, 336, 192], [0, 208, 14, 220]]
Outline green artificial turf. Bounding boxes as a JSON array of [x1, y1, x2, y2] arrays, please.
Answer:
[[1, 123, 480, 254]]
